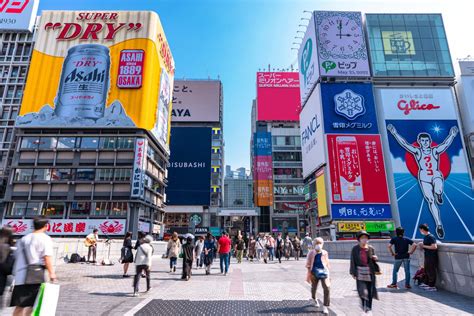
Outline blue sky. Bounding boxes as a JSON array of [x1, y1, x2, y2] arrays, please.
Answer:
[[38, 0, 474, 170]]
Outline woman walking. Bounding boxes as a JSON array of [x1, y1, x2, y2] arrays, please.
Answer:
[[194, 236, 204, 269], [284, 236, 293, 261], [306, 237, 330, 314], [248, 236, 256, 262], [203, 233, 216, 275], [293, 236, 301, 261], [255, 235, 264, 261], [167, 232, 181, 273], [121, 232, 134, 277], [350, 231, 379, 315], [182, 236, 194, 281], [133, 235, 153, 297]]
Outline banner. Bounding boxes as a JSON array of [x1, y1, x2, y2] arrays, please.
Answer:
[[316, 169, 329, 217], [131, 138, 147, 198], [172, 80, 221, 122], [16, 11, 175, 150], [298, 12, 319, 104], [256, 180, 273, 207], [337, 222, 365, 232], [0, 0, 39, 32], [253, 156, 272, 180], [321, 83, 379, 134], [253, 132, 272, 156], [377, 87, 474, 241], [2, 219, 126, 235]]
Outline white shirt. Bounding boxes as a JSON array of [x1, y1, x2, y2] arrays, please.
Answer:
[[14, 232, 54, 285]]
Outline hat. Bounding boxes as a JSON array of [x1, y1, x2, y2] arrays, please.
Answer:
[[144, 235, 153, 243], [357, 231, 370, 240]]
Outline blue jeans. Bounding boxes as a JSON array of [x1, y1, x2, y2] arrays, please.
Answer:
[[170, 257, 177, 269], [220, 253, 229, 273], [392, 259, 411, 286], [269, 247, 274, 261]]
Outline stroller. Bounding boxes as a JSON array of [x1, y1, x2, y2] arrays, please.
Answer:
[[413, 267, 426, 285]]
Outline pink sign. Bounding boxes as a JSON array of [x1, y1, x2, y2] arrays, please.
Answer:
[[253, 155, 273, 180], [117, 49, 144, 88]]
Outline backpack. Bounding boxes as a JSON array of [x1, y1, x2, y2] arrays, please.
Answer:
[[69, 253, 82, 264]]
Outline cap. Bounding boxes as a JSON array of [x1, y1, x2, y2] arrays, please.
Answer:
[[357, 231, 370, 240]]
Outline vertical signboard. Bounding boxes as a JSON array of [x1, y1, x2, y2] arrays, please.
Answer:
[[377, 88, 474, 241], [316, 168, 329, 217], [298, 12, 319, 105], [315, 11, 370, 78], [0, 0, 39, 32], [254, 132, 273, 206], [131, 138, 147, 198]]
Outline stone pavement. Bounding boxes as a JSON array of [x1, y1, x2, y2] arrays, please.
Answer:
[[1, 254, 473, 315]]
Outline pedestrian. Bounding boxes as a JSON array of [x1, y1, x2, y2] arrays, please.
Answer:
[[293, 236, 301, 261], [267, 235, 275, 261], [182, 236, 194, 281], [167, 232, 181, 273], [255, 235, 264, 261], [306, 237, 330, 315], [85, 228, 100, 263], [284, 235, 293, 260], [350, 231, 379, 315], [203, 233, 216, 275], [417, 224, 438, 291], [217, 231, 231, 276], [121, 231, 134, 278], [134, 231, 145, 250], [194, 236, 204, 269], [275, 233, 284, 263], [262, 235, 270, 264], [302, 233, 312, 256], [243, 233, 249, 260], [133, 235, 153, 296], [248, 236, 256, 262], [0, 226, 14, 306], [235, 235, 245, 264], [11, 216, 57, 315], [387, 227, 417, 289]]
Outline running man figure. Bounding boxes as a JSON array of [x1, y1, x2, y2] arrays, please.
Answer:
[[387, 124, 458, 239]]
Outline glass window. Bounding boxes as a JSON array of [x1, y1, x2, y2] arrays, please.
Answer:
[[38, 137, 57, 149], [41, 202, 65, 217], [116, 137, 134, 149], [15, 169, 34, 181], [80, 137, 99, 149], [70, 202, 91, 217], [50, 168, 73, 181], [20, 137, 40, 149], [114, 169, 131, 181], [57, 137, 77, 149], [96, 168, 114, 181], [25, 202, 42, 217], [92, 202, 109, 216], [99, 137, 116, 149], [109, 202, 128, 217], [32, 169, 51, 181], [76, 169, 95, 181], [9, 202, 27, 216]]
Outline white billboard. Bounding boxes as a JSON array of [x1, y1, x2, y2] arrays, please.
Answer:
[[0, 0, 39, 32], [314, 11, 370, 78], [131, 138, 147, 198], [172, 80, 221, 122], [298, 12, 319, 105], [300, 85, 325, 178]]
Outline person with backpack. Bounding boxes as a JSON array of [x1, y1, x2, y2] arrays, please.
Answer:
[[133, 235, 153, 296], [121, 232, 134, 278], [417, 224, 439, 292], [306, 237, 330, 315], [0, 226, 14, 305], [387, 227, 417, 289]]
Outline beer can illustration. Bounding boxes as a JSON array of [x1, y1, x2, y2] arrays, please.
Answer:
[[54, 44, 110, 120]]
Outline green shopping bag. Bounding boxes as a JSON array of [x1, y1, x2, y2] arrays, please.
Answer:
[[32, 283, 60, 316]]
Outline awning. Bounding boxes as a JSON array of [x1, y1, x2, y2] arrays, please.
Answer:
[[164, 205, 204, 213], [218, 209, 258, 217]]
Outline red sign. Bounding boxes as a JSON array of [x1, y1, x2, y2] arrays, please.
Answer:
[[2, 219, 126, 235], [253, 155, 273, 180], [327, 134, 390, 204], [256, 72, 301, 121], [117, 50, 144, 88], [397, 99, 441, 115], [0, 0, 29, 13]]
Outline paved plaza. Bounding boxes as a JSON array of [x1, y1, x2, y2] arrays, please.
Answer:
[[2, 252, 473, 315]]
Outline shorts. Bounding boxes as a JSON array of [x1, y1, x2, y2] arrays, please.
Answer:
[[10, 284, 41, 307]]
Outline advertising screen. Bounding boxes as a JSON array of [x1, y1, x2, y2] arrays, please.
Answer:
[[253, 155, 272, 181], [256, 72, 300, 121], [0, 0, 39, 31], [16, 11, 175, 150], [166, 127, 211, 206], [253, 132, 272, 156], [320, 83, 379, 134], [300, 85, 325, 178], [314, 11, 370, 78], [255, 180, 273, 206], [172, 80, 221, 122], [377, 88, 474, 241]]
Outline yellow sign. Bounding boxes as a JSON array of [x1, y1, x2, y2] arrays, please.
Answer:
[[338, 222, 366, 233], [316, 170, 328, 217], [17, 11, 175, 150], [382, 31, 415, 55]]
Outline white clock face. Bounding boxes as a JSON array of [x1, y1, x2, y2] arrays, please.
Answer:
[[318, 16, 364, 55]]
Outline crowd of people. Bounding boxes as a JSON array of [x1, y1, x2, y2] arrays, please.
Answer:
[[0, 218, 442, 315]]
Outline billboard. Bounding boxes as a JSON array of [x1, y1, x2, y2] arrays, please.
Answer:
[[131, 138, 147, 198], [256, 72, 300, 121], [456, 63, 474, 135], [316, 168, 329, 217], [0, 0, 39, 32], [377, 88, 474, 241], [172, 80, 221, 122], [314, 11, 370, 78], [253, 132, 272, 156], [253, 155, 272, 180], [255, 180, 273, 206], [298, 12, 319, 105], [320, 83, 379, 134], [300, 85, 325, 178], [166, 127, 211, 206], [16, 11, 175, 150]]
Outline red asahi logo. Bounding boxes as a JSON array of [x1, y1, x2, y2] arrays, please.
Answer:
[[397, 99, 441, 115]]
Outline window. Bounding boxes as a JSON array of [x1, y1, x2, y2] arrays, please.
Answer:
[[57, 137, 77, 149], [91, 202, 109, 217], [15, 169, 34, 181], [9, 202, 27, 216], [20, 137, 40, 149], [96, 168, 114, 181], [70, 202, 91, 217], [274, 168, 303, 179], [76, 169, 95, 181], [80, 137, 99, 149], [32, 169, 51, 181], [273, 152, 302, 161], [38, 137, 57, 149], [114, 169, 131, 181], [25, 202, 42, 217], [50, 168, 73, 181], [41, 202, 65, 217], [109, 202, 128, 217], [116, 137, 134, 149], [99, 137, 116, 149]]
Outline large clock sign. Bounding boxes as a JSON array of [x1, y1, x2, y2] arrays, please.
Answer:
[[315, 11, 370, 77]]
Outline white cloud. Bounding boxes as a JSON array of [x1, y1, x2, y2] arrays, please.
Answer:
[[450, 149, 469, 173], [389, 154, 409, 173]]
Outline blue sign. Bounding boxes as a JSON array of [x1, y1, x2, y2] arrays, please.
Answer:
[[254, 132, 272, 156], [331, 204, 392, 220], [321, 83, 379, 134], [166, 127, 211, 205]]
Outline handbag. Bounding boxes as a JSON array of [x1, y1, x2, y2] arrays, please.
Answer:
[[356, 266, 372, 282], [22, 239, 46, 285], [374, 262, 382, 275], [313, 268, 329, 279], [32, 283, 60, 316]]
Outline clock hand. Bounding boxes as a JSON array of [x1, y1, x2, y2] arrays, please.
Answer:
[[337, 20, 343, 39]]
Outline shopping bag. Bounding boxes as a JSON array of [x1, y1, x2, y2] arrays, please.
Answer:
[[32, 283, 60, 316]]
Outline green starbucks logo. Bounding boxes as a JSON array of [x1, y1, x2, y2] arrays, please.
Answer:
[[322, 60, 336, 73], [300, 38, 313, 85]]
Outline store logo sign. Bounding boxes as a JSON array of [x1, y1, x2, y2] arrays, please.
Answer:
[[397, 99, 441, 115], [334, 89, 365, 120], [300, 38, 315, 86], [322, 60, 336, 73]]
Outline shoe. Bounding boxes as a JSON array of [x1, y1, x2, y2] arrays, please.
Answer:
[[186, 276, 190, 281], [436, 193, 443, 205], [405, 284, 412, 289], [123, 274, 130, 278], [141, 274, 146, 278], [146, 287, 152, 292], [322, 306, 329, 314], [419, 284, 429, 288], [169, 269, 172, 273], [224, 272, 227, 276], [436, 225, 445, 239], [424, 286, 437, 291], [173, 266, 176, 272], [313, 299, 320, 308], [387, 284, 398, 289], [133, 292, 139, 297]]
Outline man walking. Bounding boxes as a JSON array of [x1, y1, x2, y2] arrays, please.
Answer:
[[387, 227, 417, 289], [418, 224, 438, 291], [235, 235, 245, 264], [217, 231, 231, 276], [275, 233, 284, 264]]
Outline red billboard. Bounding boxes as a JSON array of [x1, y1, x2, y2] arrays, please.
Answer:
[[327, 134, 390, 204], [256, 72, 301, 121]]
